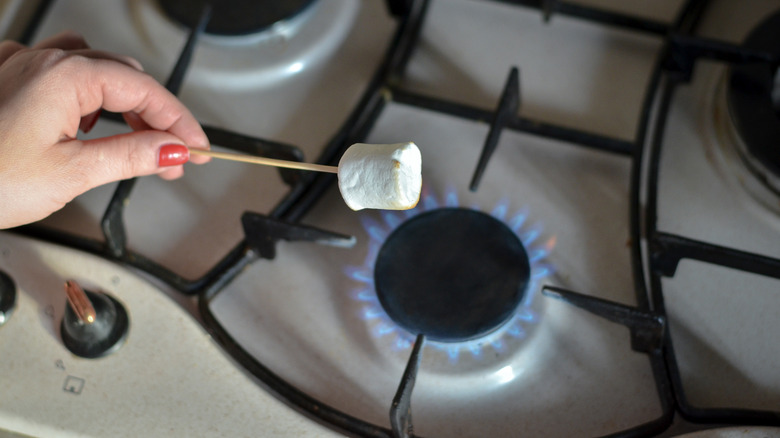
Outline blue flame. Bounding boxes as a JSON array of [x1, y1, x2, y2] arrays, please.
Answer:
[[345, 186, 555, 362], [445, 189, 459, 207]]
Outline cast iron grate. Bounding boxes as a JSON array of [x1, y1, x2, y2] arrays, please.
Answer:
[[11, 0, 780, 436]]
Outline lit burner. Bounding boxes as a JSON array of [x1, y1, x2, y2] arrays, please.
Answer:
[[346, 188, 555, 361], [374, 208, 530, 342]]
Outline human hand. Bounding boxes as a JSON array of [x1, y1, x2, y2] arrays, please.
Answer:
[[0, 31, 210, 229]]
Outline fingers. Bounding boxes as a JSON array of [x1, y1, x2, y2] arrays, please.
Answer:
[[0, 30, 90, 66], [9, 30, 205, 152], [2, 29, 211, 191], [79, 109, 101, 133], [121, 103, 210, 165], [0, 40, 24, 65], [10, 30, 143, 71], [69, 130, 192, 190], [0, 30, 91, 67], [122, 111, 152, 132], [32, 30, 90, 51], [67, 48, 143, 71], [69, 56, 210, 152], [67, 49, 143, 135]]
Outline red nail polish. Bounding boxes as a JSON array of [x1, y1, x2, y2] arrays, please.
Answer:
[[158, 144, 190, 167]]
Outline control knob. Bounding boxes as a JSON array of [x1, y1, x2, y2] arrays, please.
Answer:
[[61, 280, 129, 358]]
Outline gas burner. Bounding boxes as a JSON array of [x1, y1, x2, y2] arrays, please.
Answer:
[[157, 0, 317, 36], [721, 10, 780, 208], [348, 189, 554, 364], [133, 0, 357, 88], [374, 208, 531, 343]]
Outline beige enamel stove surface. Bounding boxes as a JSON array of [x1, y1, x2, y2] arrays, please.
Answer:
[[0, 232, 337, 438], [2, 0, 780, 436]]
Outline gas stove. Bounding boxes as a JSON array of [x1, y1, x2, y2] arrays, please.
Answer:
[[1, 0, 780, 437]]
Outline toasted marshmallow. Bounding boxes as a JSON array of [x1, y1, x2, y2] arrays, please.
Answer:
[[337, 142, 422, 211]]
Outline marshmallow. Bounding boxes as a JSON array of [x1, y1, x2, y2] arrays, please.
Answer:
[[337, 142, 422, 211]]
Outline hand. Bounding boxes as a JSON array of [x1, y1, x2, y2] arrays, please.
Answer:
[[0, 31, 210, 229]]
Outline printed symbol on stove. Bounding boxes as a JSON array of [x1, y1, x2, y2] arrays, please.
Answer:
[[62, 375, 85, 395], [55, 359, 65, 370]]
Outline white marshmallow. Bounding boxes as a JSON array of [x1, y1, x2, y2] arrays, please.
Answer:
[[337, 142, 422, 211]]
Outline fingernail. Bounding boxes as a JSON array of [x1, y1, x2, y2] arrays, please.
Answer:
[[158, 144, 190, 167], [79, 109, 102, 133]]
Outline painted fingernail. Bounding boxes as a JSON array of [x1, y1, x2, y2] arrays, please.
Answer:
[[79, 109, 102, 133], [158, 144, 190, 167]]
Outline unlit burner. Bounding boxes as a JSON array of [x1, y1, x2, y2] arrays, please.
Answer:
[[727, 10, 780, 195], [374, 208, 531, 342], [158, 0, 317, 35]]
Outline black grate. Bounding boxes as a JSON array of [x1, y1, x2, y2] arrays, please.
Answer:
[[11, 0, 780, 436]]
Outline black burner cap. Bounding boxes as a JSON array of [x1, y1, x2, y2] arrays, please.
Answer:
[[727, 10, 780, 177], [374, 208, 531, 343], [158, 0, 318, 36]]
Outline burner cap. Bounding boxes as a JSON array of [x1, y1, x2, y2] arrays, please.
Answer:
[[727, 10, 780, 181], [374, 208, 531, 343], [158, 0, 318, 36]]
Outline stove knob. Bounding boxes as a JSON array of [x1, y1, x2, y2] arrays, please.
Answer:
[[61, 280, 129, 358], [0, 270, 16, 327]]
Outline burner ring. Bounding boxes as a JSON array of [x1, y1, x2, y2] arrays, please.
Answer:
[[727, 11, 780, 183], [158, 0, 318, 36], [374, 208, 531, 343]]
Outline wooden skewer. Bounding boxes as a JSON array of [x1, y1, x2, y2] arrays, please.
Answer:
[[190, 148, 338, 174]]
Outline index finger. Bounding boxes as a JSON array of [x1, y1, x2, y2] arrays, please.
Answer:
[[67, 54, 210, 151], [33, 30, 89, 51]]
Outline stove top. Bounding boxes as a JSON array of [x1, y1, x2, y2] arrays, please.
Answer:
[[1, 0, 780, 437]]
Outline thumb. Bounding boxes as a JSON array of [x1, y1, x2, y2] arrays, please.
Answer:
[[72, 130, 191, 190]]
